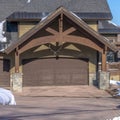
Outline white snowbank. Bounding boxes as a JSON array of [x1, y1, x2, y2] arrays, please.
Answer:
[[0, 20, 7, 42], [113, 116, 120, 120], [110, 80, 120, 96], [110, 80, 120, 86], [0, 88, 16, 105]]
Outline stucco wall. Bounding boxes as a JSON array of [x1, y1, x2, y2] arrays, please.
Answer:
[[18, 22, 37, 37], [85, 21, 98, 31]]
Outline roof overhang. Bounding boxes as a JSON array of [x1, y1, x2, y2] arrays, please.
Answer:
[[5, 7, 118, 54]]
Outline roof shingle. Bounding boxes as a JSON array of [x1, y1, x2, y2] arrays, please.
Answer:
[[0, 0, 112, 21]]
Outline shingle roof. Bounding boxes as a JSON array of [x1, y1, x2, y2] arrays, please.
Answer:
[[19, 0, 111, 13], [0, 0, 112, 21], [98, 21, 120, 34], [0, 0, 26, 21]]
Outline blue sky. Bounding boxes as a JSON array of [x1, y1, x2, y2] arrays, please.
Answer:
[[107, 0, 120, 26]]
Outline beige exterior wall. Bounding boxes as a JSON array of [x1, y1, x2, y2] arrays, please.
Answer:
[[18, 21, 98, 38], [110, 74, 120, 81], [18, 22, 37, 37], [85, 21, 98, 31]]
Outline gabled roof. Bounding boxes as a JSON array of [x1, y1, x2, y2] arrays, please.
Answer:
[[5, 7, 117, 54], [0, 0, 26, 21], [0, 0, 112, 21], [98, 20, 120, 34], [19, 0, 111, 13]]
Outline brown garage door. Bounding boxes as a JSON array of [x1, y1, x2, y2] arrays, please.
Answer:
[[23, 58, 88, 86], [0, 59, 10, 87]]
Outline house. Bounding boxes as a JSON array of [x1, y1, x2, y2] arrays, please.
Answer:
[[0, 0, 119, 92]]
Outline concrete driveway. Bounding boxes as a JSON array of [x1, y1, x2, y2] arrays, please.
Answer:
[[0, 86, 120, 120]]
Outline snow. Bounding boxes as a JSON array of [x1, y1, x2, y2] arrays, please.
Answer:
[[0, 20, 7, 42], [27, 0, 31, 3], [0, 88, 16, 105], [110, 80, 120, 86], [41, 16, 48, 21], [110, 80, 120, 97], [40, 12, 50, 22], [108, 21, 118, 27], [113, 116, 120, 120], [70, 12, 82, 20]]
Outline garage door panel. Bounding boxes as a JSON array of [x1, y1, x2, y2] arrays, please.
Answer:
[[40, 74, 54, 85], [23, 58, 88, 86], [0, 59, 10, 87], [55, 73, 71, 85]]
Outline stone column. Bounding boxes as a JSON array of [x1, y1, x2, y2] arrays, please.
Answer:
[[89, 73, 97, 86], [11, 73, 23, 92], [98, 71, 110, 90]]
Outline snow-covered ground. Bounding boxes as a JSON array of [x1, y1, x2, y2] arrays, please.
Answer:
[[0, 88, 16, 105], [113, 116, 120, 120], [110, 80, 120, 96], [110, 80, 120, 86]]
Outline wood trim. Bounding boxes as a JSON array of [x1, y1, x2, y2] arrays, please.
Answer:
[[64, 35, 103, 52], [46, 27, 59, 35], [59, 13, 63, 33], [19, 36, 55, 54], [19, 35, 103, 54], [63, 27, 76, 35]]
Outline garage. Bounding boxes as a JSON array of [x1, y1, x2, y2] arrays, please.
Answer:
[[0, 59, 10, 87], [22, 58, 88, 86]]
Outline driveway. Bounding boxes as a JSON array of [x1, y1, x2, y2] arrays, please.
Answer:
[[0, 86, 120, 120], [0, 94, 120, 120]]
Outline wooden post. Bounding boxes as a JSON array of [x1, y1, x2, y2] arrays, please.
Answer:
[[15, 47, 19, 73], [59, 13, 63, 33], [102, 46, 107, 71]]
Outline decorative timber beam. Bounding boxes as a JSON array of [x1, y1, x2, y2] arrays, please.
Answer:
[[63, 27, 76, 35], [46, 27, 58, 35], [59, 13, 63, 33], [15, 47, 20, 73], [19, 35, 103, 54]]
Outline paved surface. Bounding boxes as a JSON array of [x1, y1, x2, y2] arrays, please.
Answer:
[[22, 85, 111, 98], [0, 96, 120, 120], [0, 86, 120, 120]]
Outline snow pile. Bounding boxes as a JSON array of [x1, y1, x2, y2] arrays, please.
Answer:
[[110, 80, 120, 86], [0, 20, 7, 42], [110, 80, 120, 97], [0, 88, 16, 105], [113, 116, 120, 120]]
